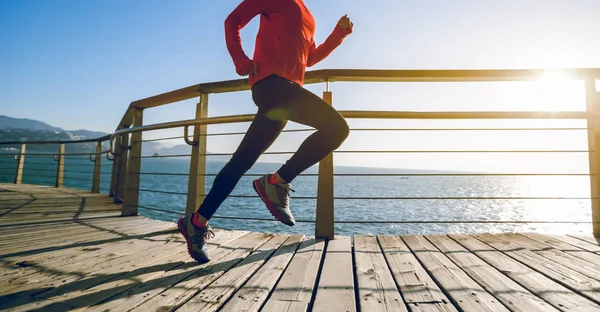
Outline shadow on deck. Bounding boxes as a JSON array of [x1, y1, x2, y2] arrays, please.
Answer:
[[1, 183, 599, 312]]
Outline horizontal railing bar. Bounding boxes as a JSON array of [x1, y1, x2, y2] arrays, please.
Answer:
[[134, 188, 317, 199], [332, 220, 595, 224], [1, 151, 110, 157], [62, 176, 93, 181], [132, 204, 593, 225], [0, 135, 110, 145], [142, 150, 592, 158], [23, 168, 56, 173], [63, 163, 95, 167], [141, 136, 185, 143], [333, 196, 593, 200], [132, 172, 591, 177], [141, 129, 314, 143], [62, 170, 92, 174], [137, 172, 188, 176], [138, 154, 190, 159], [341, 111, 590, 119], [135, 188, 187, 196], [335, 150, 591, 153], [201, 129, 315, 137], [130, 68, 600, 108], [110, 110, 593, 147], [350, 127, 588, 131], [210, 215, 316, 223]]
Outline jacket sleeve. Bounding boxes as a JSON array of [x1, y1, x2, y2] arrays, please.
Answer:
[[225, 0, 276, 75], [307, 25, 352, 67]]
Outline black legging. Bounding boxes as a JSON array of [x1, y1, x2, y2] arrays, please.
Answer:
[[197, 74, 349, 220]]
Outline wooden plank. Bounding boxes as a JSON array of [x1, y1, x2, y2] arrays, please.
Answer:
[[0, 224, 176, 277], [378, 235, 456, 312], [0, 216, 147, 238], [354, 235, 406, 312], [127, 232, 274, 312], [0, 212, 122, 227], [312, 236, 356, 312], [1, 222, 175, 276], [0, 216, 138, 238], [71, 230, 253, 312], [402, 235, 509, 312], [6, 230, 250, 312], [426, 235, 558, 312], [0, 231, 180, 291], [568, 234, 600, 246], [177, 234, 290, 312], [521, 233, 600, 265], [1, 241, 187, 311], [501, 233, 600, 281], [0, 219, 159, 252], [261, 238, 325, 312], [0, 230, 186, 298], [548, 234, 600, 253], [0, 222, 153, 250], [219, 235, 305, 312], [475, 233, 600, 304], [450, 234, 600, 312]]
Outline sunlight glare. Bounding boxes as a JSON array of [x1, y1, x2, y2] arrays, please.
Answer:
[[522, 71, 584, 111]]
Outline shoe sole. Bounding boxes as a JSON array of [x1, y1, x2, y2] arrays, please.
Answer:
[[177, 217, 209, 263], [253, 179, 295, 226]]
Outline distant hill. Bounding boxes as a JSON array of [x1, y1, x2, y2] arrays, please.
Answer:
[[0, 116, 111, 153], [69, 129, 110, 139], [0, 115, 63, 132], [0, 115, 110, 139]]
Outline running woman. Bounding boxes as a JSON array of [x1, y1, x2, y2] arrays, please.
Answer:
[[179, 0, 353, 263]]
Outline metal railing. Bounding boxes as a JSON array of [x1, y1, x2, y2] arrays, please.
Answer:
[[101, 68, 600, 238], [0, 136, 113, 193], [2, 69, 597, 237]]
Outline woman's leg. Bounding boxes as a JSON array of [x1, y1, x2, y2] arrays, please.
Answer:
[[253, 76, 350, 183], [196, 108, 287, 220]]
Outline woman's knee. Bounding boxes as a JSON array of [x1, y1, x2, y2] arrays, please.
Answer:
[[328, 117, 350, 143]]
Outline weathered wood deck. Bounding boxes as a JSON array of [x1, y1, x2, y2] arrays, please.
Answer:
[[1, 184, 599, 312]]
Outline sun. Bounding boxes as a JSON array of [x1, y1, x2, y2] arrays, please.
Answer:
[[520, 71, 586, 111]]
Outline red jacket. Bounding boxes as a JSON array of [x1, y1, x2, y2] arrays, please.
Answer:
[[225, 0, 352, 87]]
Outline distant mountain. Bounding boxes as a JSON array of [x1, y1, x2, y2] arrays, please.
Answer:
[[0, 116, 111, 153], [0, 115, 63, 132], [0, 115, 227, 159], [69, 129, 110, 139]]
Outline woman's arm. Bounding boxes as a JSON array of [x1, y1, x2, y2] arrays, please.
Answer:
[[307, 15, 353, 67], [225, 0, 276, 75]]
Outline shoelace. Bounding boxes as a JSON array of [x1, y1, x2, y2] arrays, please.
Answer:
[[275, 185, 296, 198], [192, 227, 215, 244]]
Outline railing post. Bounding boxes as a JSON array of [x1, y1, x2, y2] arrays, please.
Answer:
[[122, 108, 143, 216], [586, 77, 600, 237], [14, 144, 26, 184], [55, 143, 65, 188], [315, 89, 335, 239], [186, 93, 209, 215], [91, 141, 102, 193], [109, 141, 121, 199]]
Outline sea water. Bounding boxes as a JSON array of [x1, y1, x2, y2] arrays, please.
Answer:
[[0, 156, 592, 236]]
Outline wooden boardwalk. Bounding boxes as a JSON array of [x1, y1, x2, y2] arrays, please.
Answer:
[[1, 184, 600, 312]]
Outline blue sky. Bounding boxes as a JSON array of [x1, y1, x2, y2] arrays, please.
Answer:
[[1, 0, 600, 171]]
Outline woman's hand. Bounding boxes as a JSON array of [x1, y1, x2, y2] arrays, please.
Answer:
[[238, 60, 258, 76], [337, 14, 353, 29]]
